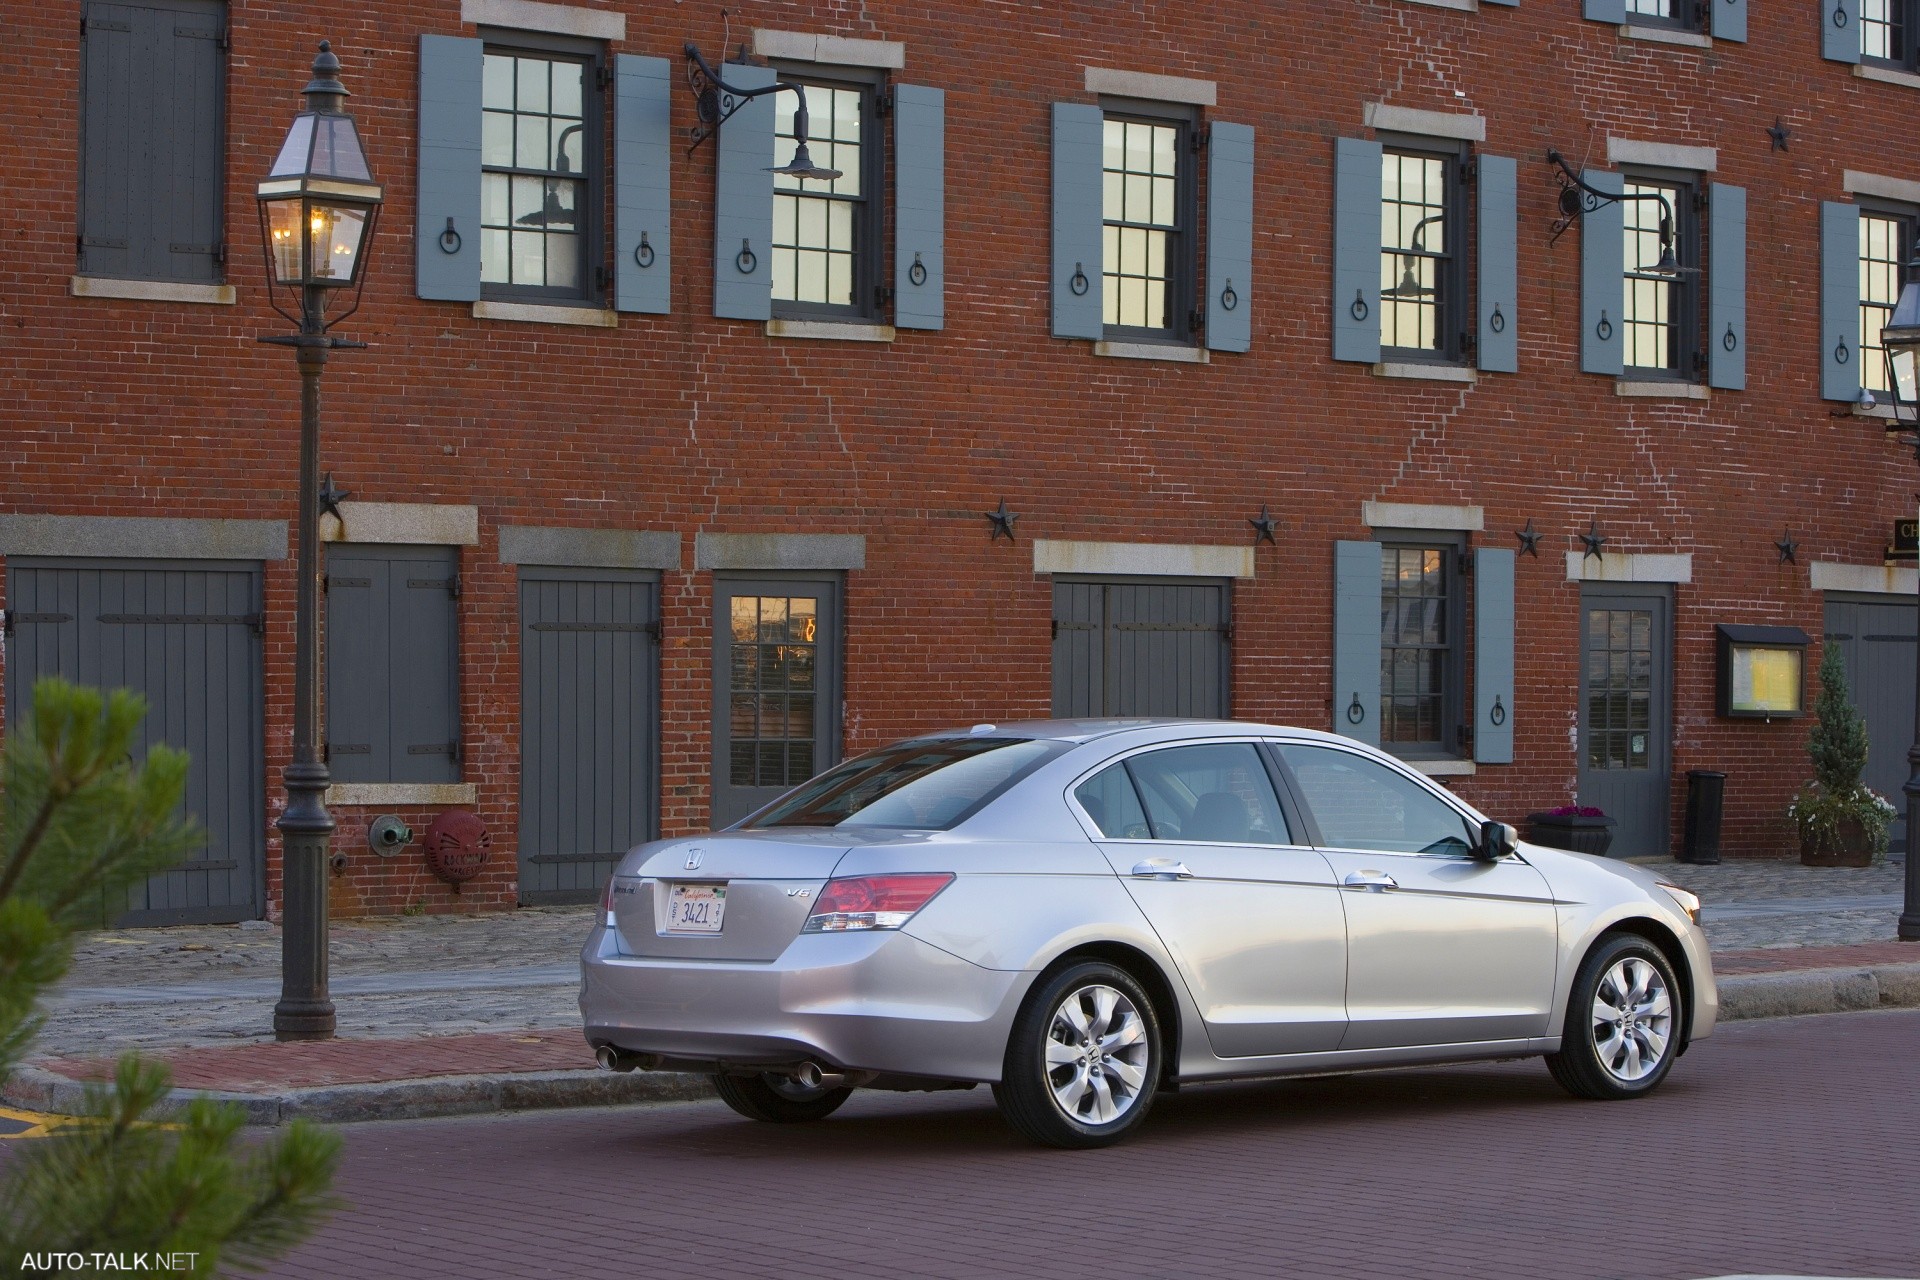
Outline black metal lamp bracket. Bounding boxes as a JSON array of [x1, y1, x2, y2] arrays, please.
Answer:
[[1545, 149, 1676, 252], [684, 38, 819, 157]]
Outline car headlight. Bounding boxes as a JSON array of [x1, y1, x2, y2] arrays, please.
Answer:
[[1656, 882, 1701, 924]]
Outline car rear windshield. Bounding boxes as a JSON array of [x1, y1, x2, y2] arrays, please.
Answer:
[[744, 738, 1066, 829]]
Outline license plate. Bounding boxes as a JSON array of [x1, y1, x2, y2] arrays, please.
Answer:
[[665, 883, 727, 933]]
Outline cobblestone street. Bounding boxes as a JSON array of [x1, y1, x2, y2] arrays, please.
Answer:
[[266, 1008, 1920, 1280]]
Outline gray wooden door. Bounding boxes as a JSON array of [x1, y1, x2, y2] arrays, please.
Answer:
[[517, 568, 658, 904], [1824, 594, 1917, 853], [1052, 578, 1230, 718], [710, 575, 842, 829], [4, 559, 265, 925], [1577, 586, 1673, 859]]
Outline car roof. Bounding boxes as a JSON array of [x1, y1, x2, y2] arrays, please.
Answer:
[[903, 718, 1360, 748]]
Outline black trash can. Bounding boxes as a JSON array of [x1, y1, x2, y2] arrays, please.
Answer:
[[1683, 770, 1726, 864]]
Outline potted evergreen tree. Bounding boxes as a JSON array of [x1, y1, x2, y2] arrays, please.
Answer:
[[1791, 644, 1894, 867]]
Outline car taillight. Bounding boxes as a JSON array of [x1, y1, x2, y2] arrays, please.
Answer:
[[802, 873, 955, 933], [601, 875, 618, 928]]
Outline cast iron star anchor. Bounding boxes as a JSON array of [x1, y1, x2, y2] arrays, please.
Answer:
[[1249, 505, 1278, 545], [985, 499, 1019, 542]]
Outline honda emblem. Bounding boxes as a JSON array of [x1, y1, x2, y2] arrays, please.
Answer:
[[683, 847, 704, 871]]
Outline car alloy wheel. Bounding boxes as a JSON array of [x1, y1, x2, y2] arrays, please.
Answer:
[[1545, 934, 1683, 1101], [1045, 983, 1151, 1124], [994, 960, 1162, 1148], [1591, 955, 1672, 1083]]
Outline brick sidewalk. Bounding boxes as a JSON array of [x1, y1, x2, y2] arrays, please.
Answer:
[[1714, 940, 1918, 973], [32, 1028, 592, 1094]]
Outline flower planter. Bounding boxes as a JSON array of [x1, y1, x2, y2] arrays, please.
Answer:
[[1799, 816, 1880, 868], [1526, 812, 1616, 857]]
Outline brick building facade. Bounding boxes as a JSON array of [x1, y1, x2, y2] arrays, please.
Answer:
[[4, 0, 1917, 924]]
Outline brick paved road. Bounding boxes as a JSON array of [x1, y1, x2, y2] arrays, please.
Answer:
[[271, 1009, 1920, 1280]]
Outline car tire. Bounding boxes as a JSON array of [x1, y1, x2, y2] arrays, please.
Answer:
[[1546, 933, 1684, 1101], [993, 960, 1162, 1149], [711, 1072, 853, 1123]]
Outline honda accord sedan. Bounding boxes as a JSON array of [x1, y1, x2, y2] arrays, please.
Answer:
[[581, 719, 1715, 1148]]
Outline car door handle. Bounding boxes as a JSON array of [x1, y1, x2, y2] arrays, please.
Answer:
[[1343, 871, 1399, 892], [1131, 860, 1195, 881]]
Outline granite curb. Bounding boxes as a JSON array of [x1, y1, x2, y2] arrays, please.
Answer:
[[8, 961, 1918, 1127]]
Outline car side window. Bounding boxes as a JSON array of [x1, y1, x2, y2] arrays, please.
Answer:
[[1120, 743, 1293, 845], [1074, 764, 1152, 839], [1276, 743, 1477, 856]]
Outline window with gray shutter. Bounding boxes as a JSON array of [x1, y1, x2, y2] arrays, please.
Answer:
[[326, 545, 461, 784], [1825, 0, 1864, 64], [1707, 182, 1747, 390], [79, 0, 226, 283], [614, 54, 672, 315], [1821, 201, 1863, 400]]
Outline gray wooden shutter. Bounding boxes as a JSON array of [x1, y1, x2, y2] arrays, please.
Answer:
[[1052, 102, 1105, 339], [613, 54, 671, 315], [1332, 540, 1383, 746], [1584, 0, 1627, 20], [1707, 183, 1747, 390], [1474, 548, 1516, 765], [391, 550, 462, 785], [1332, 137, 1382, 364], [1580, 169, 1625, 376], [1822, 200, 1863, 401], [1206, 121, 1255, 353], [1824, 0, 1862, 63], [416, 34, 484, 302], [325, 549, 389, 783], [1714, 0, 1748, 41], [1481, 0, 1517, 7], [80, 1, 225, 284], [713, 62, 776, 320], [1477, 154, 1519, 373], [893, 84, 945, 331]]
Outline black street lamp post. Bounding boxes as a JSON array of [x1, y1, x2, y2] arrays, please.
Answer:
[[255, 42, 383, 1038], [1875, 258, 1920, 942]]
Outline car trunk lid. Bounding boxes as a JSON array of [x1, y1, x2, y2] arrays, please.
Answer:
[[609, 830, 856, 961]]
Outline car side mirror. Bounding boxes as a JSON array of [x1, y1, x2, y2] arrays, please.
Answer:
[[1477, 820, 1519, 862]]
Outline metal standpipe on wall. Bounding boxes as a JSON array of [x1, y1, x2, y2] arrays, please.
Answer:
[[1683, 769, 1726, 864]]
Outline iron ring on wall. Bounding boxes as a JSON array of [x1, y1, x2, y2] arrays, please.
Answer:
[[1490, 304, 1506, 335], [1833, 3, 1849, 27], [1836, 338, 1851, 365], [736, 239, 757, 275], [1346, 693, 1366, 725], [908, 252, 928, 287], [1070, 263, 1089, 296], [1490, 696, 1506, 727], [1723, 323, 1738, 352], [438, 218, 462, 255], [1350, 290, 1369, 322], [635, 233, 655, 269], [1596, 312, 1614, 342], [1221, 280, 1238, 312]]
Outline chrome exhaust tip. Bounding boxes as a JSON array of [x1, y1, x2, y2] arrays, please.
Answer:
[[792, 1061, 847, 1090], [595, 1045, 634, 1073]]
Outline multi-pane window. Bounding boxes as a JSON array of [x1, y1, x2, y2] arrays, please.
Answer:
[[1624, 0, 1699, 30], [1862, 209, 1914, 396], [1379, 546, 1457, 752], [772, 79, 875, 317], [1585, 608, 1654, 772], [1622, 178, 1696, 376], [78, 0, 226, 284], [481, 47, 595, 298], [1102, 112, 1191, 338], [1379, 147, 1462, 359], [728, 594, 819, 788], [1863, 0, 1919, 69]]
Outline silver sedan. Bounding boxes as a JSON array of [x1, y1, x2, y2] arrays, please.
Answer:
[[581, 720, 1715, 1148]]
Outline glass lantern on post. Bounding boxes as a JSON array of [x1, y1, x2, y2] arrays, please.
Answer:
[[255, 40, 383, 331]]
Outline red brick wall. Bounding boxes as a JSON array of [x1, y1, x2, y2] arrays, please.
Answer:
[[4, 0, 1913, 916]]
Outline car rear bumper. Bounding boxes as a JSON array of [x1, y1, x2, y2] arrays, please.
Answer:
[[579, 925, 1029, 1083]]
